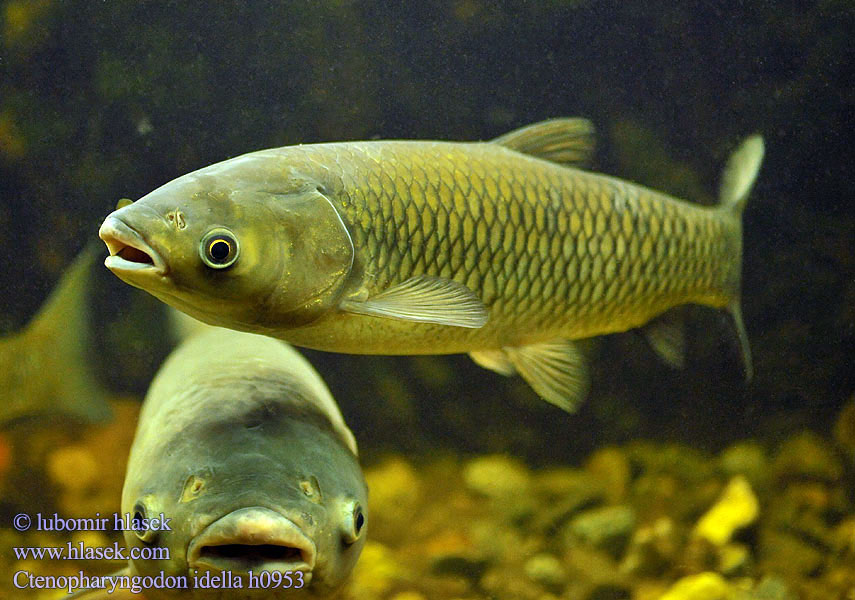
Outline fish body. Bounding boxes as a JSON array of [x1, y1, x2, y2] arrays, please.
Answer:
[[81, 328, 366, 598], [100, 119, 763, 410]]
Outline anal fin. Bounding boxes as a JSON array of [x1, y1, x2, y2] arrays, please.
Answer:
[[341, 275, 488, 328], [504, 340, 590, 413]]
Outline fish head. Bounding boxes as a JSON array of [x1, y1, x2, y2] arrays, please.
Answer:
[[122, 393, 368, 596], [99, 152, 355, 331]]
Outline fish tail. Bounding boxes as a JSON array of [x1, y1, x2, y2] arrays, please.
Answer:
[[717, 134, 765, 381], [0, 242, 112, 424]]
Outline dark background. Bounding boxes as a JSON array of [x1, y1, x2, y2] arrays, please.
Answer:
[[1, 0, 852, 463]]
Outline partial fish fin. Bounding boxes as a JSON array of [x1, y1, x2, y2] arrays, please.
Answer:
[[470, 349, 516, 376], [718, 134, 764, 214], [718, 135, 763, 381], [728, 300, 753, 381], [504, 340, 589, 412], [70, 567, 139, 598], [492, 118, 595, 168], [115, 197, 134, 210], [0, 242, 112, 426], [641, 310, 686, 369], [341, 275, 488, 328]]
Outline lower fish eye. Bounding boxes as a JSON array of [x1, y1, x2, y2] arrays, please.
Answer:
[[132, 501, 158, 544], [200, 228, 240, 269], [343, 503, 365, 544]]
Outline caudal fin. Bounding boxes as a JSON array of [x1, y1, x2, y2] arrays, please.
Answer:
[[0, 243, 112, 426], [718, 135, 765, 381]]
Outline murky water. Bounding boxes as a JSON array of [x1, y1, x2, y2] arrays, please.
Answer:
[[1, 2, 852, 598]]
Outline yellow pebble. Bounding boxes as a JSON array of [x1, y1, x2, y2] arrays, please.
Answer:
[[693, 475, 759, 546], [389, 592, 428, 600], [659, 572, 732, 600]]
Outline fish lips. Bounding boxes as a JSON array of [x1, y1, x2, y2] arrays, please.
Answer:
[[187, 507, 316, 582], [99, 215, 167, 275]]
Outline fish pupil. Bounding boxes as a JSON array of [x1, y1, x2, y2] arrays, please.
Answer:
[[355, 511, 364, 532], [210, 239, 231, 262]]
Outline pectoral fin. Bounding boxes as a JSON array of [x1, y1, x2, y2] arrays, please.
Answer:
[[641, 310, 686, 369], [341, 275, 488, 328], [504, 340, 590, 412]]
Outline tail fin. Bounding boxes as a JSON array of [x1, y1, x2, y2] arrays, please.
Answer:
[[0, 243, 112, 426], [718, 135, 765, 381]]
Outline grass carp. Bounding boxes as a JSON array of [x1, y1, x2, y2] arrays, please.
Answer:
[[99, 119, 763, 411], [78, 328, 366, 598]]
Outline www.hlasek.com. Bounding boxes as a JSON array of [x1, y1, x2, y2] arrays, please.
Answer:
[[11, 512, 306, 593]]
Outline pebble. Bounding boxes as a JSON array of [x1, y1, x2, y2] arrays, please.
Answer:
[[693, 475, 759, 546], [751, 576, 796, 600], [462, 454, 531, 498], [347, 541, 408, 599], [658, 572, 732, 600], [758, 530, 824, 576], [481, 565, 546, 600], [364, 456, 422, 540], [389, 592, 428, 600], [566, 505, 636, 557], [531, 468, 604, 534], [585, 447, 630, 504], [620, 517, 677, 576], [771, 431, 843, 483], [523, 552, 567, 588], [717, 542, 752, 577], [718, 441, 769, 490], [46, 445, 98, 492]]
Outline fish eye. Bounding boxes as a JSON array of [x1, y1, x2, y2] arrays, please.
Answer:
[[342, 502, 365, 545], [132, 501, 158, 544], [200, 228, 240, 269]]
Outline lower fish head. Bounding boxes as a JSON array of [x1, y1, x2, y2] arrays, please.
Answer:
[[122, 397, 368, 595], [99, 153, 354, 331]]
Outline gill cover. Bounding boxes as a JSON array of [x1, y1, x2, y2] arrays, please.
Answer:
[[269, 188, 355, 326]]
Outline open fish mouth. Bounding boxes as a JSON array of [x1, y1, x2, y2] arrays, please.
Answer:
[[99, 216, 166, 274], [187, 507, 316, 580]]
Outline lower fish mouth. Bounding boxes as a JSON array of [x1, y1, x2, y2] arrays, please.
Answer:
[[187, 507, 316, 579], [99, 216, 166, 274]]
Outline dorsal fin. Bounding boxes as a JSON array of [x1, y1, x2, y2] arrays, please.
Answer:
[[491, 118, 595, 167]]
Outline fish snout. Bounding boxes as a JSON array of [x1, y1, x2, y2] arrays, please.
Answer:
[[99, 215, 166, 274], [186, 507, 316, 580]]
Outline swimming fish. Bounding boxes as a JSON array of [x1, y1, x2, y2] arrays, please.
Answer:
[[99, 119, 764, 411], [78, 327, 366, 598], [0, 243, 111, 426]]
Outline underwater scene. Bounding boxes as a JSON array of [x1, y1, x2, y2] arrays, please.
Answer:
[[1, 1, 853, 599]]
